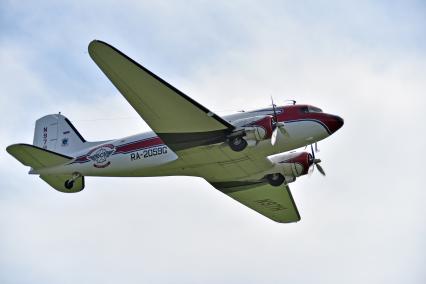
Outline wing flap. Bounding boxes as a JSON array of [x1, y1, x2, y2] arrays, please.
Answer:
[[210, 181, 301, 223], [88, 40, 234, 150]]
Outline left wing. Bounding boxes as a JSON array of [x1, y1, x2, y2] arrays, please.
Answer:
[[209, 180, 301, 223], [88, 40, 234, 151]]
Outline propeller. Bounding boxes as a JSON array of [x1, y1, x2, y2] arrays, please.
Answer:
[[309, 144, 326, 176], [271, 125, 285, 145], [270, 97, 287, 145]]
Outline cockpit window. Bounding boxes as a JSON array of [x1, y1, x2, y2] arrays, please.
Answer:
[[300, 106, 323, 113], [300, 106, 309, 113], [308, 106, 323, 113]]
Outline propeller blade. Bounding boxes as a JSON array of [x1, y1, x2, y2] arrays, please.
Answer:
[[271, 128, 278, 145], [270, 98, 288, 144], [271, 127, 285, 145], [315, 142, 319, 152], [275, 122, 288, 135], [308, 163, 315, 176], [271, 96, 277, 122], [315, 163, 326, 176], [308, 144, 326, 177]]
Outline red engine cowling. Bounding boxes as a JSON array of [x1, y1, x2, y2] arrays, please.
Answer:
[[231, 115, 274, 142], [249, 115, 274, 139], [287, 152, 312, 176], [270, 151, 313, 182]]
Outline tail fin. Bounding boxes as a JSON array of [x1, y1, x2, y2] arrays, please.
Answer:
[[33, 114, 87, 156], [8, 114, 89, 193]]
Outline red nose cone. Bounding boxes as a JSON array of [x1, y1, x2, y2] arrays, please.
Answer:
[[325, 115, 344, 134]]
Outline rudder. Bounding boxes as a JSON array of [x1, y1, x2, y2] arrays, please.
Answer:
[[33, 113, 86, 156]]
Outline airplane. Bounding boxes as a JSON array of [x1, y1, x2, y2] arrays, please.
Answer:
[[6, 40, 344, 223]]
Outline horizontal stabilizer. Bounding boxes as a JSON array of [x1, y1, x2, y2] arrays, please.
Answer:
[[6, 143, 73, 170]]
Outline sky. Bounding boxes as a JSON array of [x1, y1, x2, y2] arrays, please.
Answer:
[[1, 0, 425, 283]]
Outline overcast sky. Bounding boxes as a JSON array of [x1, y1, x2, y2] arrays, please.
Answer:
[[1, 1, 425, 283]]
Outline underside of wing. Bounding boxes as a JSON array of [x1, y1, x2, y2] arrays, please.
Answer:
[[209, 180, 301, 223], [88, 40, 234, 151]]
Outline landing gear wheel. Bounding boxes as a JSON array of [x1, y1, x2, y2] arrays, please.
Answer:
[[229, 136, 248, 152], [266, 173, 285, 187], [64, 180, 75, 189]]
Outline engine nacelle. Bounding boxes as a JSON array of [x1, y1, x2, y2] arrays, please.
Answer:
[[244, 126, 268, 141], [268, 151, 312, 184], [232, 115, 274, 143]]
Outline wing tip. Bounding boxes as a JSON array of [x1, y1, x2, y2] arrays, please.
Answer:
[[89, 39, 105, 46], [6, 143, 30, 156], [273, 216, 301, 224], [88, 39, 114, 59]]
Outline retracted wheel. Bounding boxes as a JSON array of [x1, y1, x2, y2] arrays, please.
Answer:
[[64, 180, 75, 189], [229, 136, 248, 152], [266, 173, 285, 187], [64, 172, 81, 190]]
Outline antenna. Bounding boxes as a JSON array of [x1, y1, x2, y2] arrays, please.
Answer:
[[284, 100, 296, 105], [270, 96, 277, 124]]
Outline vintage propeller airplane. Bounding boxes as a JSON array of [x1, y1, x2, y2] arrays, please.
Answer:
[[7, 40, 343, 223]]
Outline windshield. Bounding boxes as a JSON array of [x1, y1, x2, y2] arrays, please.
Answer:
[[300, 106, 323, 113], [308, 106, 322, 113]]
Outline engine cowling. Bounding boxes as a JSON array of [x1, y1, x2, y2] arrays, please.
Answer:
[[268, 151, 312, 183], [232, 115, 274, 142]]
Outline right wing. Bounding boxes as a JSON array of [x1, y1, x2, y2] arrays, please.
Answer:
[[88, 40, 234, 151], [209, 180, 301, 223]]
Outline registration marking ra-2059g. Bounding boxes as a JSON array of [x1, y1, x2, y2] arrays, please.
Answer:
[[130, 146, 168, 161]]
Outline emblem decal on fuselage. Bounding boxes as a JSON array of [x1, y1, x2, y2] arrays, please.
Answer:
[[88, 144, 116, 168]]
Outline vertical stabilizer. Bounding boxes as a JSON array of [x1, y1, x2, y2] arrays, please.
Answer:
[[33, 114, 87, 156]]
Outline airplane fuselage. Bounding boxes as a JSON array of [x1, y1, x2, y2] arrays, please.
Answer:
[[35, 104, 343, 183]]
